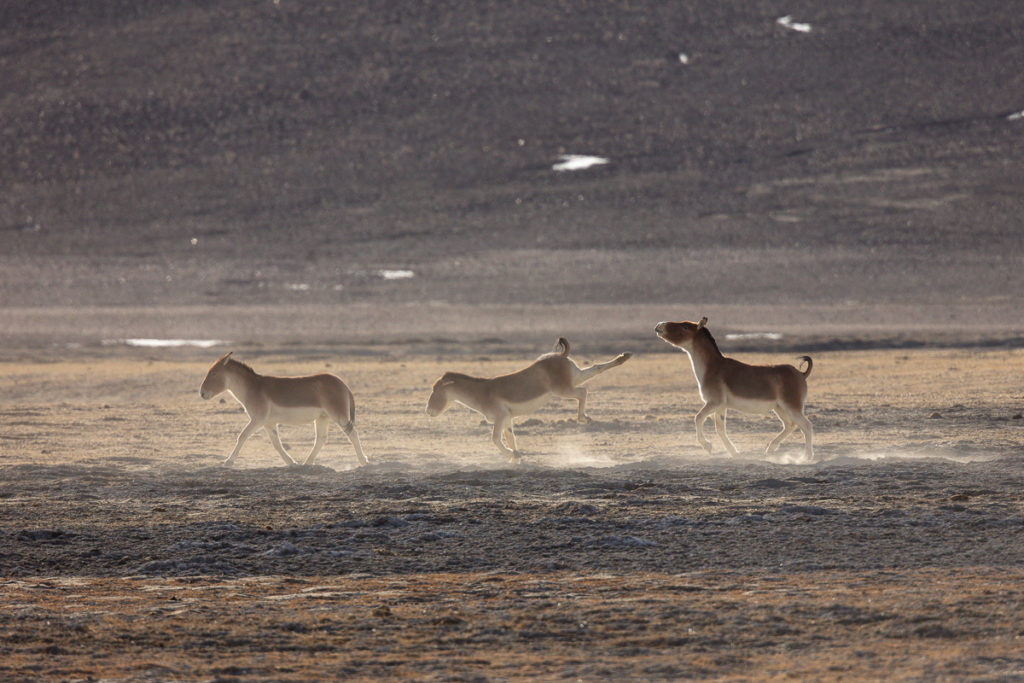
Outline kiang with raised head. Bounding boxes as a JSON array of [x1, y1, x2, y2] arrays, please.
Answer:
[[200, 352, 368, 467], [655, 317, 814, 461], [426, 337, 632, 462]]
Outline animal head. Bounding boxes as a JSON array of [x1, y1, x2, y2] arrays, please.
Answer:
[[425, 373, 457, 416], [200, 351, 234, 399], [655, 316, 709, 349]]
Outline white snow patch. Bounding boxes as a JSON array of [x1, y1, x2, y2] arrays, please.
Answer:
[[104, 339, 226, 349], [725, 332, 783, 341], [285, 283, 311, 291], [777, 15, 812, 33], [1007, 110, 1024, 121], [552, 155, 610, 172], [376, 269, 415, 280]]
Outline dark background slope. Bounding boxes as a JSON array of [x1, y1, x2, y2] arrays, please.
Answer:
[[1, 1, 1022, 342]]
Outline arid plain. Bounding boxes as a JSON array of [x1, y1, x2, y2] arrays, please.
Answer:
[[2, 346, 1024, 679], [3, 0, 1024, 680]]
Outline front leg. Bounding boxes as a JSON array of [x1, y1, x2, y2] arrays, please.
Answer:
[[503, 423, 519, 453], [491, 413, 520, 460], [224, 418, 263, 466], [713, 410, 740, 456], [694, 402, 716, 454], [266, 424, 299, 467]]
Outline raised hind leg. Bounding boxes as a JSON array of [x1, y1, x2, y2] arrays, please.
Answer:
[[713, 409, 740, 456], [267, 425, 299, 467], [572, 353, 633, 384], [302, 415, 330, 466]]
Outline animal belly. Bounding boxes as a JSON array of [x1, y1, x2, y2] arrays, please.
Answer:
[[508, 395, 550, 417], [267, 405, 326, 425], [723, 396, 776, 416]]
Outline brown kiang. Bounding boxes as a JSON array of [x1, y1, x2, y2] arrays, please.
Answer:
[[427, 338, 632, 461], [656, 317, 814, 461], [200, 352, 368, 467]]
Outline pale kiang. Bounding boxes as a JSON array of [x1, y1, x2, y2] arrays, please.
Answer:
[[655, 317, 814, 461], [200, 352, 367, 467], [426, 337, 632, 461]]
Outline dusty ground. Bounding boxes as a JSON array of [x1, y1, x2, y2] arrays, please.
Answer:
[[2, 345, 1024, 680], [3, 2, 1024, 679]]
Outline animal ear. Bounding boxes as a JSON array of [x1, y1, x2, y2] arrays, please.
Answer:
[[219, 351, 234, 365], [697, 317, 708, 330]]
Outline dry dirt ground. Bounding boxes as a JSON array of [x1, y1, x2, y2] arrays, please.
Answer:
[[2, 345, 1024, 680], [4, 2, 1024, 679]]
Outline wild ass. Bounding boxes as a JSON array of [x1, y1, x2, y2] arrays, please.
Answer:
[[200, 352, 367, 467], [655, 317, 814, 460], [426, 338, 632, 461]]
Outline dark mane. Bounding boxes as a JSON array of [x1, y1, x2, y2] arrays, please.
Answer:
[[700, 326, 722, 355], [227, 358, 258, 376]]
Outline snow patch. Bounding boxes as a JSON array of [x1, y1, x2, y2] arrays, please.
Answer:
[[376, 269, 415, 280], [725, 332, 783, 341], [777, 15, 812, 33], [552, 155, 610, 172], [104, 339, 226, 348]]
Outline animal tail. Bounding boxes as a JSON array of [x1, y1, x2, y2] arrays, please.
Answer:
[[798, 355, 813, 378], [554, 337, 570, 356]]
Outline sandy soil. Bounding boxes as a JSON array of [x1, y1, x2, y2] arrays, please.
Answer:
[[2, 345, 1024, 680]]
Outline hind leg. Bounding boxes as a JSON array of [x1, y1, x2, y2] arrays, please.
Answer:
[[302, 416, 329, 466], [572, 386, 590, 422], [563, 352, 633, 422], [767, 409, 798, 454], [792, 411, 814, 461], [573, 353, 633, 384], [343, 423, 368, 465]]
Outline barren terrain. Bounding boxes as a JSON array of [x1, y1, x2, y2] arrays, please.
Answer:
[[2, 346, 1024, 680], [3, 0, 1024, 679]]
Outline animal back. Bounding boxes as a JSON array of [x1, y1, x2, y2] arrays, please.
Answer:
[[262, 373, 348, 409]]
